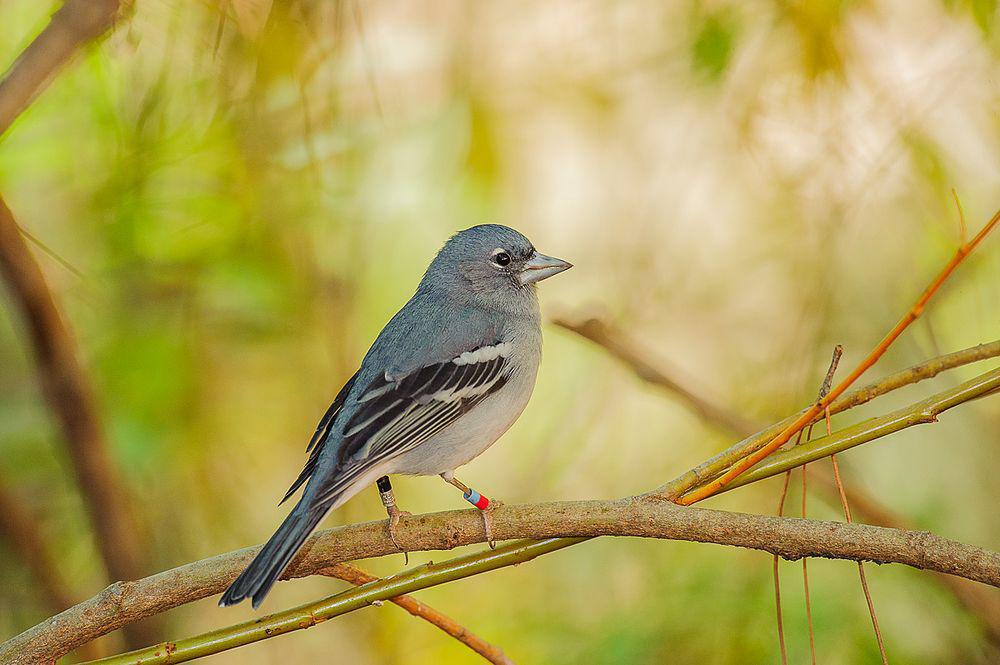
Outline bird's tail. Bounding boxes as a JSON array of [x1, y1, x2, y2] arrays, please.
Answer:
[[219, 505, 326, 609]]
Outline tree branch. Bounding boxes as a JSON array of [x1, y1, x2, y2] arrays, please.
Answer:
[[319, 563, 513, 665], [71, 502, 1000, 664], [0, 198, 152, 648], [6, 359, 997, 663], [0, 0, 124, 137]]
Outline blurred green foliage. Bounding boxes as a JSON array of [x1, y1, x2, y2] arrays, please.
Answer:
[[1, 1, 999, 663]]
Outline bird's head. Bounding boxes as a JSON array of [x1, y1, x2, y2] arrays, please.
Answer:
[[420, 224, 572, 310]]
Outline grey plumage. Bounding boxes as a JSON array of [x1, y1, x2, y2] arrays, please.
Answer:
[[220, 224, 571, 608]]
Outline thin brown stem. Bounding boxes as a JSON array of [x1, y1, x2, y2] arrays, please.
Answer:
[[773, 470, 792, 665], [552, 316, 760, 436], [801, 462, 816, 665], [832, 454, 889, 664], [319, 563, 513, 664]]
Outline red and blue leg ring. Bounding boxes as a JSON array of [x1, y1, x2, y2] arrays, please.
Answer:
[[463, 488, 490, 510]]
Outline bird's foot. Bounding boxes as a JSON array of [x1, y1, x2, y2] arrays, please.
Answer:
[[462, 486, 500, 548], [386, 504, 412, 565], [441, 474, 501, 549], [480, 500, 502, 549]]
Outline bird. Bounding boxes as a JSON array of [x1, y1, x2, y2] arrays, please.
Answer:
[[220, 224, 572, 609]]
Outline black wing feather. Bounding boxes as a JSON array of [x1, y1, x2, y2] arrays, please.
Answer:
[[306, 345, 511, 508]]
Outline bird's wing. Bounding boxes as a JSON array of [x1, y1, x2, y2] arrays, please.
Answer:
[[306, 341, 513, 509], [280, 369, 360, 504]]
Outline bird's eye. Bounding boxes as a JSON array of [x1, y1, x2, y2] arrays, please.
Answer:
[[491, 250, 512, 267]]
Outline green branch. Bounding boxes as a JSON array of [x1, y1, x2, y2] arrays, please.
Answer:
[[653, 341, 1000, 500], [726, 366, 1000, 491]]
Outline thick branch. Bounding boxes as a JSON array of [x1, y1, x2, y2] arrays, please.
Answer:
[[0, 0, 123, 137], [3, 500, 993, 665], [0, 198, 151, 647], [75, 501, 1000, 664]]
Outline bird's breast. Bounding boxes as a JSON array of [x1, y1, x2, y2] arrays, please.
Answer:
[[391, 334, 541, 476]]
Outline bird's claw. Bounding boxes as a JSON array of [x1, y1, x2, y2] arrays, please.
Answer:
[[481, 501, 501, 549], [386, 505, 412, 565]]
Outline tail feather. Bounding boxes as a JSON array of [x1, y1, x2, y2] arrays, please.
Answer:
[[220, 506, 327, 609]]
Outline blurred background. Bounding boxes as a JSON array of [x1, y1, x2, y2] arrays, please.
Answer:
[[1, 0, 999, 663]]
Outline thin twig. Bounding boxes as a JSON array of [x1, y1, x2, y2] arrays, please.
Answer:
[[801, 462, 816, 665], [678, 209, 1000, 504], [801, 347, 843, 665], [213, 0, 229, 56], [773, 470, 792, 665], [319, 563, 513, 664], [726, 366, 1000, 488], [817, 345, 844, 403], [824, 352, 888, 665], [832, 453, 888, 663], [551, 316, 760, 436], [952, 189, 967, 244], [559, 315, 1000, 495]]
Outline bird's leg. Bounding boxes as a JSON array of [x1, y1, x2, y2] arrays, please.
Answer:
[[440, 471, 499, 549], [377, 476, 410, 564]]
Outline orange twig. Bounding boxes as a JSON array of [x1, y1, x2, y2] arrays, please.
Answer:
[[319, 563, 513, 665], [678, 209, 1000, 505]]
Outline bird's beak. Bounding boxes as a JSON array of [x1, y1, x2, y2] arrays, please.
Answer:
[[519, 251, 573, 285]]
